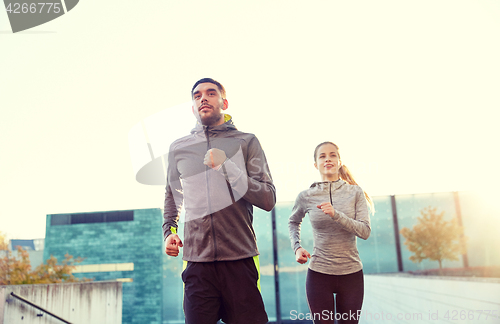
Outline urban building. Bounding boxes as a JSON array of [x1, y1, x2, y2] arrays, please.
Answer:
[[9, 239, 45, 269], [44, 208, 163, 324]]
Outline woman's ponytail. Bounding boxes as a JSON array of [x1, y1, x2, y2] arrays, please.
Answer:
[[339, 164, 374, 213]]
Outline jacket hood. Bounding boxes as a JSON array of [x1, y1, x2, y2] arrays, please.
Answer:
[[190, 114, 236, 134], [310, 179, 346, 190]]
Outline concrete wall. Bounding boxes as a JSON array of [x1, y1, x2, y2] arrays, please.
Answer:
[[0, 281, 122, 324], [362, 274, 500, 323]]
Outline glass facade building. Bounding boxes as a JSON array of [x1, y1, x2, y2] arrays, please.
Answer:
[[44, 191, 499, 324]]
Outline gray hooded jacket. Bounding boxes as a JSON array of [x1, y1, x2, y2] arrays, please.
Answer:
[[288, 179, 371, 275], [163, 116, 276, 262]]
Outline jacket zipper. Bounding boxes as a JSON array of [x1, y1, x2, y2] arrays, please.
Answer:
[[329, 182, 333, 205], [204, 126, 218, 261]]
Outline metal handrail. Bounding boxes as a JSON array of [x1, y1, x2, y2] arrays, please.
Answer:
[[9, 292, 72, 324]]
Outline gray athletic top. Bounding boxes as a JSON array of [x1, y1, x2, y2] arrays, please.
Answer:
[[288, 179, 371, 275]]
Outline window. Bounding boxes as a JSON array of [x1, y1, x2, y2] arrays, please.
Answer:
[[50, 211, 134, 226]]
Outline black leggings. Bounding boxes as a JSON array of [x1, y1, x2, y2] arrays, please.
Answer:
[[306, 269, 364, 324]]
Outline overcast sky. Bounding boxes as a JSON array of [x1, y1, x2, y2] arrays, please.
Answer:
[[1, 0, 499, 240]]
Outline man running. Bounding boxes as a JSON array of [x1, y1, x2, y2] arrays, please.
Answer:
[[163, 78, 276, 324]]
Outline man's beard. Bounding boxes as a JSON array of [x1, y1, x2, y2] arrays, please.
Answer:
[[199, 105, 224, 126]]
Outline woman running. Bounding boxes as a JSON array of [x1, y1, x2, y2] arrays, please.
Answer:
[[288, 141, 373, 324]]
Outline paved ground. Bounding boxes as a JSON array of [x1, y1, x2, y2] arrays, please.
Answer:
[[361, 274, 500, 324]]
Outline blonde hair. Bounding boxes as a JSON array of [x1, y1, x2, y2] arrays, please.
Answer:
[[314, 141, 374, 213]]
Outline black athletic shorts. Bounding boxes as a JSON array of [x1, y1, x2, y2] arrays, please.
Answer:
[[182, 256, 268, 324]]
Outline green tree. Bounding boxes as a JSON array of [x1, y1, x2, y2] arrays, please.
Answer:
[[0, 233, 91, 285], [400, 206, 467, 270]]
